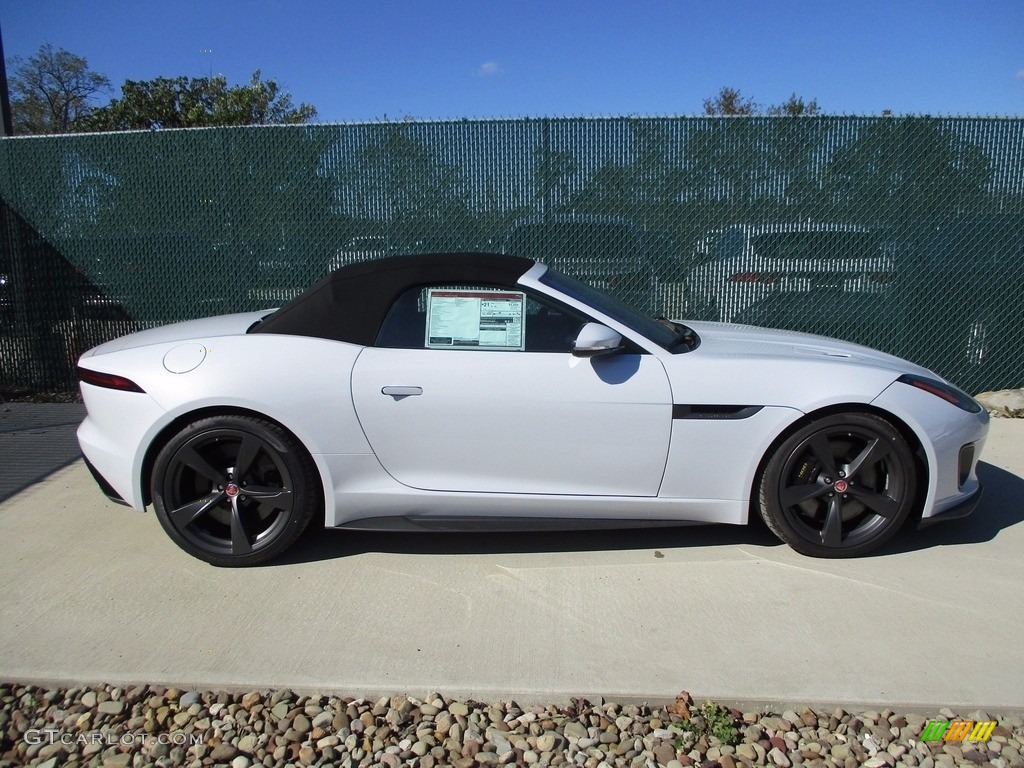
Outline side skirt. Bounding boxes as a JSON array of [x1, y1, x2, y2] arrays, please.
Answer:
[[336, 516, 712, 533]]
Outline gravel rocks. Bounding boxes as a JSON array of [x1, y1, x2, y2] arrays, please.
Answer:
[[1, 683, 1022, 768]]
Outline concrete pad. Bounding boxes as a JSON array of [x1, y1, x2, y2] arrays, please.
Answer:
[[1, 420, 1022, 711]]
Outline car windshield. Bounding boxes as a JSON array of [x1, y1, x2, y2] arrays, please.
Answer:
[[539, 268, 694, 351]]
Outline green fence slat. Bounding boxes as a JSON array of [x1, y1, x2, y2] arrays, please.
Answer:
[[1, 117, 1023, 392]]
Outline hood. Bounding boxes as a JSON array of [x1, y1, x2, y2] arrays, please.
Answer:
[[664, 320, 940, 411], [81, 310, 273, 357], [683, 320, 935, 378]]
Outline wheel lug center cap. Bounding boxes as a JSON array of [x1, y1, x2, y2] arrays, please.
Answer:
[[833, 479, 849, 493], [225, 482, 241, 498]]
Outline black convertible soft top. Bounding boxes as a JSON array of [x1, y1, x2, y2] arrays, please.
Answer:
[[251, 252, 535, 345]]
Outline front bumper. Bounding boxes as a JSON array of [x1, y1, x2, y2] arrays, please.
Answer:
[[917, 485, 982, 529], [871, 378, 989, 523]]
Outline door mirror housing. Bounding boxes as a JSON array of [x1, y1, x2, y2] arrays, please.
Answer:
[[572, 322, 624, 357]]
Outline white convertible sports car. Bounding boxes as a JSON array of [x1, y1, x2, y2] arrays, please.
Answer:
[[77, 253, 988, 566]]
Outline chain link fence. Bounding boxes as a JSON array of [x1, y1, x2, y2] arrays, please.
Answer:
[[2, 117, 1023, 393]]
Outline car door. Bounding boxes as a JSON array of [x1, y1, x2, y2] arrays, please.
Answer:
[[350, 284, 673, 497]]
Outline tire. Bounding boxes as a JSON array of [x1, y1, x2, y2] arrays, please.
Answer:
[[757, 413, 918, 558], [151, 415, 321, 566]]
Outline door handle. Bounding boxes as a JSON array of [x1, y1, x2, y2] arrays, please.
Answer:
[[381, 386, 423, 397]]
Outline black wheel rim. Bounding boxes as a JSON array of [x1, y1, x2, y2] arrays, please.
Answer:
[[160, 428, 295, 557], [777, 424, 908, 550]]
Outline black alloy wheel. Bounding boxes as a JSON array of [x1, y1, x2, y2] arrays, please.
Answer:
[[152, 415, 320, 566], [758, 412, 918, 558]]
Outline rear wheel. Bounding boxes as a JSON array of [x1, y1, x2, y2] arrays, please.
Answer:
[[152, 415, 321, 566], [758, 413, 918, 557]]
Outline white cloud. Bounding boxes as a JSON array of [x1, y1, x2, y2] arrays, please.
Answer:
[[477, 61, 503, 77]]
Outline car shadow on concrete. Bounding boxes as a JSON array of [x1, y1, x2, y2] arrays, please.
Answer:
[[278, 522, 783, 566], [873, 461, 1024, 556], [0, 404, 85, 505], [277, 501, 788, 566], [275, 461, 1022, 566]]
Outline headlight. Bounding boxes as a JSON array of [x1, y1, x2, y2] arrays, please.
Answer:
[[897, 373, 982, 413]]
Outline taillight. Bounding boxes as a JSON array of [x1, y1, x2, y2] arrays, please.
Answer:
[[729, 272, 780, 284], [77, 366, 145, 393]]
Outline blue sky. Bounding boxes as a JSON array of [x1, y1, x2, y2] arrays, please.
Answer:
[[2, 0, 1022, 121]]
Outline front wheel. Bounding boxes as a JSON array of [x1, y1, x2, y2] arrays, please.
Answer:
[[757, 413, 918, 558], [151, 415, 321, 566]]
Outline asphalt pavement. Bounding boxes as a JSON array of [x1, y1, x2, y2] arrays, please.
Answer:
[[0, 403, 85, 504], [1, 404, 1022, 712]]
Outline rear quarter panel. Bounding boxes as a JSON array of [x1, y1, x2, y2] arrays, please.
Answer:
[[80, 334, 372, 511]]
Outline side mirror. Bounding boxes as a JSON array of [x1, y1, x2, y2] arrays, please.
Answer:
[[572, 322, 624, 358]]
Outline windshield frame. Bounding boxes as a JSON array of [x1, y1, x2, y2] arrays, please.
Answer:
[[537, 267, 693, 352]]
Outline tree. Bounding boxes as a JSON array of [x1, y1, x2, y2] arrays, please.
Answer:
[[337, 125, 470, 247], [824, 117, 992, 225], [572, 119, 684, 226], [7, 43, 111, 134], [81, 70, 316, 131], [691, 88, 828, 220], [767, 93, 821, 116], [703, 87, 822, 116], [703, 87, 758, 116], [532, 146, 576, 216]]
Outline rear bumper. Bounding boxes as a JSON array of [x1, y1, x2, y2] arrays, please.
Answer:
[[83, 456, 131, 507], [77, 383, 166, 511], [918, 485, 982, 529]]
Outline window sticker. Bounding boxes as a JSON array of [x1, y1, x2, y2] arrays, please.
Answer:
[[425, 289, 525, 350]]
